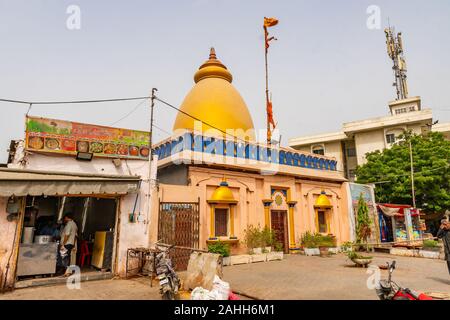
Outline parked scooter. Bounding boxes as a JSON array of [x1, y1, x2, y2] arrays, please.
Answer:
[[155, 243, 180, 300], [376, 261, 432, 300]]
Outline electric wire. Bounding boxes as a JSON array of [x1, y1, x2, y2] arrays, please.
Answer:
[[0, 96, 150, 105], [152, 123, 172, 136], [109, 98, 148, 126], [7, 93, 444, 181]]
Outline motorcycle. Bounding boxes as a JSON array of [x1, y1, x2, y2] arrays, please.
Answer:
[[155, 243, 180, 300], [376, 260, 433, 300]]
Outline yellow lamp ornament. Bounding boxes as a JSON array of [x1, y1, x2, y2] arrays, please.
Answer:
[[315, 190, 332, 208]]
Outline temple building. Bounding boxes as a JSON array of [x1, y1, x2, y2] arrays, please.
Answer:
[[150, 49, 353, 254]]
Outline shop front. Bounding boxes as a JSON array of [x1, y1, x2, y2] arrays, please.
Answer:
[[0, 168, 141, 291], [377, 204, 425, 246]]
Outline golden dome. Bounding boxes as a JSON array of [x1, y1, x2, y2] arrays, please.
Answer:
[[314, 191, 332, 208], [173, 48, 255, 141], [207, 180, 238, 204]]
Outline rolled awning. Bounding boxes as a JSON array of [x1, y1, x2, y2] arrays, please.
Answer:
[[0, 168, 141, 197]]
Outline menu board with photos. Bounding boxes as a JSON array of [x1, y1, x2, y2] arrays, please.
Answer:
[[25, 116, 150, 160]]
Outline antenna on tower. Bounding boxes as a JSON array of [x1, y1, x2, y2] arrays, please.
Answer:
[[384, 25, 409, 100]]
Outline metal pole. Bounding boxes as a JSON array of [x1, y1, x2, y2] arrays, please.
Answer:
[[149, 88, 157, 180], [145, 88, 157, 228], [409, 139, 416, 208]]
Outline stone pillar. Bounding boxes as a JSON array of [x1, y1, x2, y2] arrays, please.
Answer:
[[262, 199, 273, 228], [229, 205, 235, 238], [287, 201, 298, 248], [209, 204, 216, 240]]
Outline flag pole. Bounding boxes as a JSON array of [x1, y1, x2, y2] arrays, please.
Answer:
[[264, 25, 271, 146]]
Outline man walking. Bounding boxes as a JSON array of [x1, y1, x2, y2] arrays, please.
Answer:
[[57, 213, 78, 276], [437, 218, 450, 275]]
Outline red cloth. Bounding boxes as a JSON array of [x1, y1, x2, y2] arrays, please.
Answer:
[[228, 292, 240, 300]]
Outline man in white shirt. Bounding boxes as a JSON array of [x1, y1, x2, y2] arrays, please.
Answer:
[[57, 213, 78, 276]]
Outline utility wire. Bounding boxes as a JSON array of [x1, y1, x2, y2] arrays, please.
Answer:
[[110, 98, 148, 126], [153, 123, 172, 136], [0, 96, 150, 105], [1, 94, 343, 170]]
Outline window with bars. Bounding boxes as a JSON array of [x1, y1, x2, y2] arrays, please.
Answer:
[[386, 133, 396, 144], [346, 148, 356, 157], [318, 210, 328, 234], [214, 208, 229, 237], [312, 144, 325, 155]]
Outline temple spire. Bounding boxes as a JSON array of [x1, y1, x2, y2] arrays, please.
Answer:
[[209, 47, 217, 60]]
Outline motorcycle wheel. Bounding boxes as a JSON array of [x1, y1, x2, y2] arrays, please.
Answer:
[[393, 296, 410, 300], [162, 291, 175, 300]]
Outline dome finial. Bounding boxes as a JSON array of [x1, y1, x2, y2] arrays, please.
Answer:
[[194, 47, 233, 83], [209, 47, 217, 60]]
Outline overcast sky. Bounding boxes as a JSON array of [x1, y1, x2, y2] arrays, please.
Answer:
[[1, 0, 449, 163]]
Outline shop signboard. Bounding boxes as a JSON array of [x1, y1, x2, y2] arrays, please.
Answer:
[[25, 116, 150, 160], [349, 183, 375, 206], [349, 183, 378, 242]]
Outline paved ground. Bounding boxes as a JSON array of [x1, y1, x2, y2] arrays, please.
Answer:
[[222, 253, 450, 300], [0, 277, 161, 300], [1, 253, 449, 300]]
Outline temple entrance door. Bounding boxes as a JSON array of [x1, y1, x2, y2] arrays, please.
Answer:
[[271, 210, 289, 254]]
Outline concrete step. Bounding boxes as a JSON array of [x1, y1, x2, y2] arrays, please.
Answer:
[[15, 271, 113, 289]]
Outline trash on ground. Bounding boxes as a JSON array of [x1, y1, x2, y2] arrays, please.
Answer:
[[184, 252, 223, 291]]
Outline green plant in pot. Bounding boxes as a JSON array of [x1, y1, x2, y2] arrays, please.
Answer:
[[341, 241, 354, 252], [300, 231, 319, 248], [273, 242, 283, 253], [347, 251, 373, 267], [243, 224, 264, 254], [301, 231, 320, 256], [261, 227, 275, 252], [422, 239, 440, 252], [317, 234, 336, 257], [207, 241, 230, 257]]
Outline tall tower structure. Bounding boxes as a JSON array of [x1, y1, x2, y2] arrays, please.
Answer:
[[385, 27, 409, 100]]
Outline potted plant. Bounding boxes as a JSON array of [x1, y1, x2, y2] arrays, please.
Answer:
[[341, 241, 354, 253], [266, 241, 284, 261], [301, 231, 320, 256], [318, 234, 336, 257], [261, 227, 274, 253], [207, 241, 231, 266], [273, 241, 283, 253], [421, 239, 440, 252], [243, 225, 261, 254], [347, 251, 373, 268]]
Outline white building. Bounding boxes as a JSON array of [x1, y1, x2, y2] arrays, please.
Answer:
[[289, 97, 450, 181]]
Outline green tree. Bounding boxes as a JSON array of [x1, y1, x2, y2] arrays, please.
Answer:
[[356, 193, 371, 249], [356, 132, 450, 214]]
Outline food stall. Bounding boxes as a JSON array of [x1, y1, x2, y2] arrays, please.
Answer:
[[377, 203, 424, 245], [15, 194, 119, 279]]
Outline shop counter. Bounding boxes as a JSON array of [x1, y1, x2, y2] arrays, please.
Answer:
[[17, 242, 58, 277]]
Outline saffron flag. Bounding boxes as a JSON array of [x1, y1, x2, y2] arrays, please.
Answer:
[[264, 17, 279, 28], [267, 100, 276, 128]]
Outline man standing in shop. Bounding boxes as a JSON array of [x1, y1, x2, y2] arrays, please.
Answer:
[[57, 213, 78, 276], [437, 218, 450, 276]]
